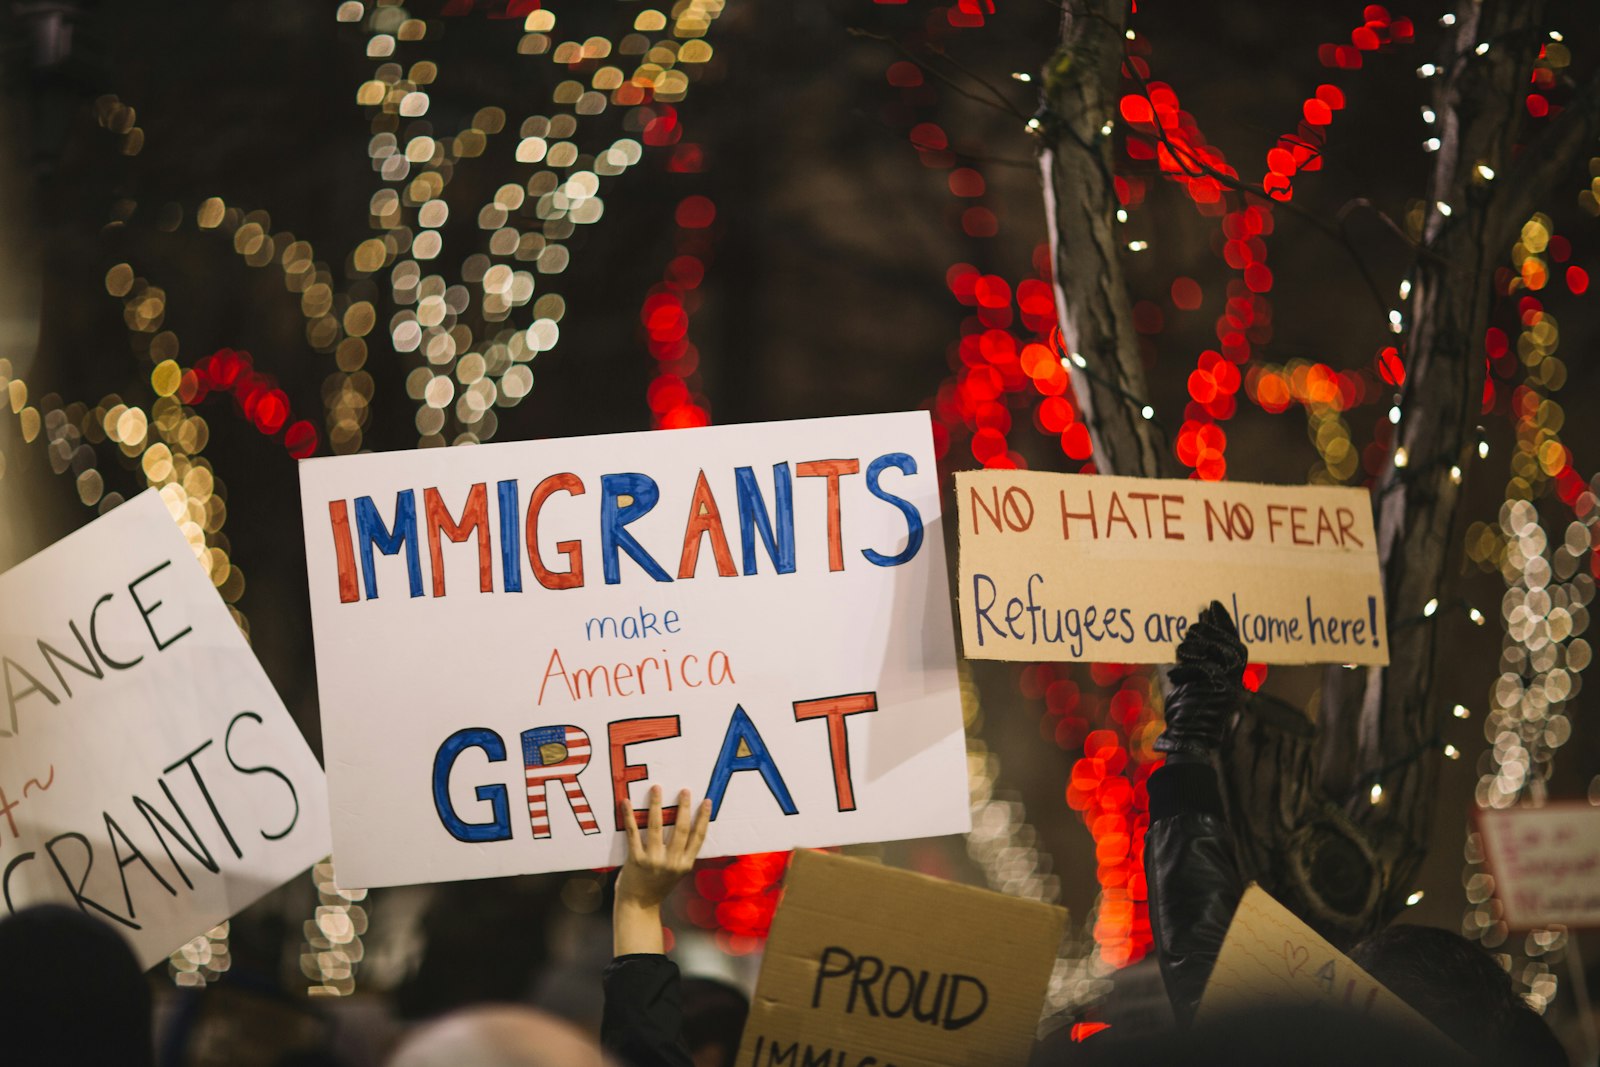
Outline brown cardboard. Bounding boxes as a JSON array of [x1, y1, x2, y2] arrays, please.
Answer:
[[1198, 885, 1440, 1037], [1476, 802, 1600, 929], [736, 850, 1068, 1067], [954, 470, 1388, 665]]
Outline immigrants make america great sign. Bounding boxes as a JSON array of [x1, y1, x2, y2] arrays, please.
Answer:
[[0, 491, 331, 968], [299, 413, 969, 888]]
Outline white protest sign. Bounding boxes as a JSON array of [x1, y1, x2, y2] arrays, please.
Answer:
[[955, 470, 1388, 665], [297, 412, 968, 888], [0, 491, 331, 968], [1478, 804, 1600, 929]]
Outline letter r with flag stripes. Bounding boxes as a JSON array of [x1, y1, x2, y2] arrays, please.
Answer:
[[520, 725, 601, 838]]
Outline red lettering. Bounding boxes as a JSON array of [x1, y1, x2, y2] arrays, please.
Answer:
[[1160, 494, 1185, 540], [793, 693, 878, 812], [328, 500, 360, 603], [423, 483, 492, 597], [1060, 489, 1098, 539], [796, 459, 861, 572], [607, 716, 682, 830], [527, 473, 585, 589], [678, 470, 737, 579]]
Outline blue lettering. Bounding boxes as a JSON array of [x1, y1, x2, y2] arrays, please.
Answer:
[[600, 473, 672, 585], [355, 491, 423, 599], [735, 464, 797, 576], [431, 728, 513, 843], [705, 705, 798, 819], [862, 453, 925, 567], [497, 479, 522, 592]]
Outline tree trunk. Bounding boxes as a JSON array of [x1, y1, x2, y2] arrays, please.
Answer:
[[1039, 0, 1165, 480], [1039, 0, 1600, 942]]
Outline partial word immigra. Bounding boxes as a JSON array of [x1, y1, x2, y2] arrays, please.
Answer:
[[324, 454, 927, 603]]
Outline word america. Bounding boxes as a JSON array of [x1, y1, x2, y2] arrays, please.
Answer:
[[325, 456, 926, 602]]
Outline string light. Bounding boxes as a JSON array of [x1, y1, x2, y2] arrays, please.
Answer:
[[1424, 137, 1442, 152], [1011, 71, 1032, 82], [1420, 107, 1436, 124], [1450, 464, 1463, 484], [1459, 212, 1596, 1015], [1369, 783, 1384, 804], [1422, 597, 1439, 617], [1474, 42, 1490, 56], [1453, 704, 1471, 719], [1444, 744, 1461, 760], [1417, 63, 1438, 77], [1436, 201, 1453, 217], [1476, 163, 1496, 181], [1140, 405, 1154, 420], [1395, 445, 1410, 468], [1439, 12, 1456, 25], [1406, 890, 1426, 906], [1126, 240, 1149, 252]]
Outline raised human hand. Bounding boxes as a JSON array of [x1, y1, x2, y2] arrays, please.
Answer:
[[1154, 600, 1249, 758], [613, 786, 712, 956]]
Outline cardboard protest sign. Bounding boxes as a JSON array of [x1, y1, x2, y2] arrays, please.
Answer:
[[0, 491, 331, 969], [737, 849, 1068, 1067], [1478, 803, 1600, 929], [1198, 885, 1438, 1035], [955, 470, 1387, 665], [298, 412, 968, 888]]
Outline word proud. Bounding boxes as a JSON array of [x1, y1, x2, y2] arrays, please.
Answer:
[[324, 454, 926, 603]]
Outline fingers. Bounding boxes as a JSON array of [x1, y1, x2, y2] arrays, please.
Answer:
[[645, 784, 664, 846], [622, 796, 643, 855], [682, 798, 713, 861], [670, 789, 692, 852]]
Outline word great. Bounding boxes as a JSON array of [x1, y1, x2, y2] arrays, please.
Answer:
[[325, 455, 926, 602], [432, 693, 881, 842]]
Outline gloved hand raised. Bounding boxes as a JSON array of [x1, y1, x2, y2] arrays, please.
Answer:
[[1154, 600, 1249, 758]]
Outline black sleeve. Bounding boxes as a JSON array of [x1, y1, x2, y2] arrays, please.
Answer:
[[1144, 759, 1246, 1028], [601, 953, 696, 1067]]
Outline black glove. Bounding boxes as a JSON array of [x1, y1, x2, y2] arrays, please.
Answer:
[[1154, 600, 1248, 757]]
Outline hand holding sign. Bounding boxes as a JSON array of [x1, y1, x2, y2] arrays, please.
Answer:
[[1154, 600, 1248, 758], [299, 413, 969, 888]]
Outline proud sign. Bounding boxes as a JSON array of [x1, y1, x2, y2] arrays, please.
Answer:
[[298, 413, 969, 888], [955, 471, 1388, 665]]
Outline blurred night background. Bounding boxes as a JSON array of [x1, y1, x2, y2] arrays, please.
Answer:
[[1, 0, 1598, 1062]]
